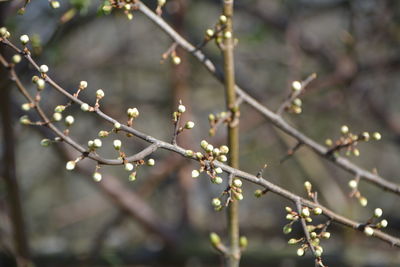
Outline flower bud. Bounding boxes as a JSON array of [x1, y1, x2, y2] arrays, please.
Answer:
[[127, 107, 139, 118], [313, 207, 322, 215], [12, 54, 22, 64], [288, 238, 298, 245], [172, 56, 181, 65], [353, 148, 360, 157], [212, 198, 221, 207], [254, 189, 263, 198], [39, 64, 49, 73], [291, 81, 302, 91], [79, 80, 88, 89], [147, 158, 155, 166], [178, 104, 186, 113], [36, 78, 45, 90], [218, 155, 227, 162], [213, 177, 223, 184], [52, 112, 62, 121], [40, 139, 51, 147], [158, 0, 166, 7], [215, 167, 223, 174], [296, 248, 305, 257], [293, 98, 302, 107], [341, 125, 349, 134], [185, 121, 195, 129], [220, 145, 229, 154], [81, 103, 90, 112], [20, 34, 29, 45], [359, 197, 368, 207], [361, 132, 370, 141], [54, 105, 65, 113], [364, 226, 374, 236], [65, 115, 74, 126], [374, 208, 383, 218], [0, 27, 7, 37], [239, 236, 248, 249], [50, 1, 60, 8], [98, 130, 109, 138], [113, 139, 122, 150], [114, 122, 121, 129], [129, 172, 137, 181], [209, 232, 221, 246], [321, 232, 331, 239], [200, 140, 208, 150], [66, 161, 76, 170], [301, 207, 310, 217], [304, 181, 312, 191], [283, 224, 292, 234], [373, 132, 381, 140], [93, 172, 102, 182], [191, 170, 200, 178], [205, 144, 214, 153], [20, 115, 30, 125], [21, 103, 31, 111], [224, 31, 232, 39], [96, 89, 105, 99], [219, 15, 227, 24], [234, 193, 244, 201], [93, 139, 102, 148], [325, 138, 333, 146], [206, 29, 214, 37], [348, 179, 358, 189], [124, 163, 134, 171], [185, 150, 194, 157], [378, 219, 388, 228], [286, 214, 295, 220], [233, 179, 242, 187]]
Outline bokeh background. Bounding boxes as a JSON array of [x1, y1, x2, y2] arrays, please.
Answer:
[[1, 0, 400, 266]]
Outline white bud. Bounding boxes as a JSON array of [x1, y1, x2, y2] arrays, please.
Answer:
[[172, 56, 181, 65], [124, 163, 134, 171], [292, 81, 302, 91], [114, 122, 121, 129], [113, 139, 122, 150], [147, 158, 155, 166], [127, 107, 139, 118], [301, 207, 310, 217], [220, 145, 229, 154], [36, 78, 45, 90], [373, 132, 382, 140], [178, 104, 186, 113], [39, 64, 49, 73], [129, 172, 137, 181], [296, 248, 305, 257], [379, 219, 388, 228], [206, 29, 214, 37], [93, 139, 102, 148], [66, 161, 76, 171], [185, 121, 195, 129], [348, 179, 358, 189], [374, 208, 383, 218], [214, 177, 223, 184], [65, 115, 74, 126], [364, 226, 374, 236], [224, 31, 232, 39], [79, 80, 88, 89], [191, 170, 200, 178], [218, 155, 227, 162], [81, 103, 90, 112], [233, 179, 242, 187], [20, 34, 29, 45], [341, 125, 349, 134], [158, 0, 166, 6], [212, 198, 221, 207], [54, 105, 65, 113], [93, 172, 102, 182], [206, 144, 214, 153], [21, 103, 31, 111], [200, 140, 208, 149], [96, 89, 105, 98], [88, 140, 94, 148], [322, 232, 331, 239], [219, 15, 227, 23], [12, 54, 22, 64], [313, 207, 323, 215], [52, 112, 62, 121], [50, 1, 60, 9], [215, 167, 223, 174]]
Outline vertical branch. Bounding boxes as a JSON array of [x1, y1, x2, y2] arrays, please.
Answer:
[[222, 0, 240, 266]]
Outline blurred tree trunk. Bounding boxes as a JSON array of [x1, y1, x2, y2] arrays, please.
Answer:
[[0, 4, 32, 266]]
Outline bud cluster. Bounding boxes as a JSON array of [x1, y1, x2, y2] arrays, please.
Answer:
[[325, 125, 382, 158]]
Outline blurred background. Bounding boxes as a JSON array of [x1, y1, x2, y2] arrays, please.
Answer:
[[1, 0, 400, 266]]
